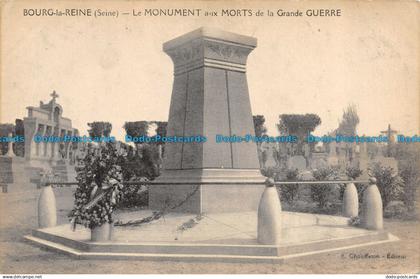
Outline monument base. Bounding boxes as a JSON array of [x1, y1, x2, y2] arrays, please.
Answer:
[[24, 211, 398, 263], [149, 169, 266, 214]]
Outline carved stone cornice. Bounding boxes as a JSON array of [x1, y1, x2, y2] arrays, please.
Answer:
[[163, 27, 256, 75]]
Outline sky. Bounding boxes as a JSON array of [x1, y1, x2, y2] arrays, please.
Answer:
[[1, 1, 419, 141]]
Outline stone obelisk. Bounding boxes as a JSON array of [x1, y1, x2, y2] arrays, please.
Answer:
[[149, 27, 265, 213]]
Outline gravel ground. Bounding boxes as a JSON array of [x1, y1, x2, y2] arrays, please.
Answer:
[[0, 188, 419, 274]]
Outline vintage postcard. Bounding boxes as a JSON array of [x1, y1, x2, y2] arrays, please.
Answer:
[[0, 0, 419, 277]]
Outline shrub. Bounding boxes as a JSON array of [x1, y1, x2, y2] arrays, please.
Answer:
[[384, 201, 408, 219], [121, 145, 159, 181], [117, 144, 160, 208], [311, 166, 340, 209], [116, 184, 148, 209], [261, 166, 281, 179], [280, 168, 299, 205], [346, 166, 363, 180], [390, 143, 420, 217], [340, 166, 364, 201], [369, 162, 404, 210], [348, 216, 361, 227], [399, 159, 419, 215]]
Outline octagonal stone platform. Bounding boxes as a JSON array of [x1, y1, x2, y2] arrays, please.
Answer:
[[24, 210, 398, 263]]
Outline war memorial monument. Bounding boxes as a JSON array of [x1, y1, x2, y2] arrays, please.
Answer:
[[19, 28, 397, 263]]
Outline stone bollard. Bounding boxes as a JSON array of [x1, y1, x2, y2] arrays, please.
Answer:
[[257, 178, 282, 245], [38, 185, 57, 228], [342, 182, 358, 217], [5, 133, 15, 157], [362, 177, 383, 230], [1, 184, 8, 193]]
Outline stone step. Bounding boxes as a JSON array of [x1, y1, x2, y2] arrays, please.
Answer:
[[85, 231, 391, 257], [53, 169, 68, 172], [28, 227, 395, 258], [24, 235, 83, 258], [24, 235, 283, 263], [24, 232, 399, 263], [52, 166, 67, 170]]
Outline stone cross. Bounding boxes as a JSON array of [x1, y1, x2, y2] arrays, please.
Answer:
[[380, 124, 397, 157], [50, 90, 59, 102], [380, 124, 397, 143], [149, 27, 265, 213]]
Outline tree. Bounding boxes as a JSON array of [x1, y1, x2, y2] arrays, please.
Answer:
[[253, 115, 267, 138], [123, 121, 161, 177], [14, 119, 25, 156], [0, 124, 14, 135], [124, 121, 148, 139], [278, 114, 321, 136], [278, 114, 321, 155], [253, 115, 268, 168], [87, 122, 113, 138], [335, 104, 360, 164], [0, 123, 14, 155], [123, 121, 149, 154], [337, 104, 359, 136], [154, 121, 168, 141], [153, 121, 168, 166]]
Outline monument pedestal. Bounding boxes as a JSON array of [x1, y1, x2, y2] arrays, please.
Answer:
[[149, 28, 265, 213], [149, 169, 265, 213]]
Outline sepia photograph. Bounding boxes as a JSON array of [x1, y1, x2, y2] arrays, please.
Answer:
[[0, 0, 419, 277]]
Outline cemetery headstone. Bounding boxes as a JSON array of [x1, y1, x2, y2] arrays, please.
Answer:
[[287, 155, 307, 172]]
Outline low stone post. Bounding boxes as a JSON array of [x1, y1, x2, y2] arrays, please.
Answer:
[[342, 182, 358, 217], [257, 178, 282, 245], [38, 184, 57, 228], [5, 133, 15, 157], [362, 177, 383, 230]]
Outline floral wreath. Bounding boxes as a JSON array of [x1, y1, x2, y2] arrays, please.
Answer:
[[69, 143, 126, 230]]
